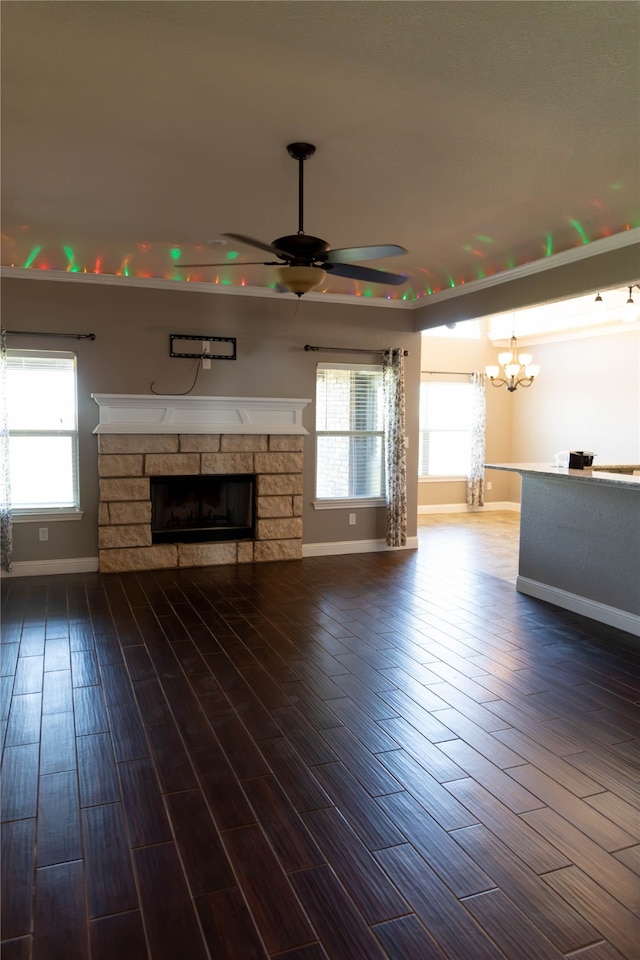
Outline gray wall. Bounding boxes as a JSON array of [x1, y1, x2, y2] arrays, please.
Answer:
[[4, 276, 420, 563]]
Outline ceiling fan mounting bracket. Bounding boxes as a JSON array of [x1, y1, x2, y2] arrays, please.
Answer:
[[287, 142, 316, 162]]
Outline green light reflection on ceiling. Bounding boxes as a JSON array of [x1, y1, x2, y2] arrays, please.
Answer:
[[170, 248, 181, 260], [545, 234, 553, 256], [474, 235, 493, 244], [23, 246, 42, 268], [63, 246, 78, 273], [226, 251, 239, 260], [569, 219, 589, 244]]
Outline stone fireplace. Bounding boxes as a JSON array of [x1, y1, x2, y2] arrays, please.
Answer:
[[93, 394, 310, 573]]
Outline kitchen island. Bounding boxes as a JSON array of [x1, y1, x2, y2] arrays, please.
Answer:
[[485, 463, 640, 637]]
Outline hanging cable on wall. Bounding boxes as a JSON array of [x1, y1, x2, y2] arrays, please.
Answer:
[[150, 361, 202, 396]]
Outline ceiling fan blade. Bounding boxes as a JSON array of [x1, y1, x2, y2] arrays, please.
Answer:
[[222, 232, 291, 258], [325, 262, 408, 286], [325, 244, 408, 264], [174, 260, 279, 268]]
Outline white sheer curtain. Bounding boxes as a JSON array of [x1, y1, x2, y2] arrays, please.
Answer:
[[382, 348, 407, 546], [466, 371, 486, 507], [0, 329, 12, 571]]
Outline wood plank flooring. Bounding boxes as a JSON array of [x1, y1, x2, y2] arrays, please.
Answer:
[[1, 513, 639, 959]]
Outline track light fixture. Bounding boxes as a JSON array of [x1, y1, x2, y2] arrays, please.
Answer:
[[624, 284, 640, 321], [593, 283, 640, 321]]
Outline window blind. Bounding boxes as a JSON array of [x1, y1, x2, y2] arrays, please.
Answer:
[[316, 364, 385, 499], [6, 351, 80, 510]]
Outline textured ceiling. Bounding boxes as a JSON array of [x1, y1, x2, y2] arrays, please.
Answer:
[[1, 1, 639, 300]]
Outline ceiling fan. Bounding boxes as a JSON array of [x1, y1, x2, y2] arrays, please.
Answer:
[[175, 142, 409, 296]]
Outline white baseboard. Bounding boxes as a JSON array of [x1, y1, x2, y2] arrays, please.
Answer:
[[1, 557, 99, 578], [418, 502, 521, 515], [303, 536, 419, 558], [3, 542, 421, 572], [516, 576, 640, 638]]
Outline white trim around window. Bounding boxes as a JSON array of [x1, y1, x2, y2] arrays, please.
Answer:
[[13, 509, 84, 523], [313, 497, 386, 510]]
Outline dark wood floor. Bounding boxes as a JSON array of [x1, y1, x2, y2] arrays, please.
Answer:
[[2, 518, 639, 959]]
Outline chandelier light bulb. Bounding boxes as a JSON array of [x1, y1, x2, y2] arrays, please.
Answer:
[[485, 331, 539, 392]]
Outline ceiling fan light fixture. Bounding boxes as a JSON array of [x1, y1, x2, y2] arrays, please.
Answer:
[[276, 265, 326, 297]]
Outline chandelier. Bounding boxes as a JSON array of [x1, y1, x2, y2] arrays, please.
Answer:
[[485, 334, 540, 392]]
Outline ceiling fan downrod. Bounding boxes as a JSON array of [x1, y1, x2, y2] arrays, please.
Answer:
[[287, 142, 316, 236]]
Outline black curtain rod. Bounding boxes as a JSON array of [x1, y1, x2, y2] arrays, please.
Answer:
[[304, 344, 409, 356], [423, 369, 474, 376], [4, 331, 96, 340]]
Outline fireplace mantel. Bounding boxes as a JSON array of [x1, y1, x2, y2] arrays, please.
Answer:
[[92, 394, 311, 435]]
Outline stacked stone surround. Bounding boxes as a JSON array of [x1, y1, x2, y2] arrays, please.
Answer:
[[97, 433, 304, 573]]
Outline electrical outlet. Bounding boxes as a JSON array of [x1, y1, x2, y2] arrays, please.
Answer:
[[39, 527, 48, 542], [486, 481, 492, 491], [202, 341, 211, 369], [348, 513, 356, 525]]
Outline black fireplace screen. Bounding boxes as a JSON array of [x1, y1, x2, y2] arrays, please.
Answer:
[[150, 475, 255, 544]]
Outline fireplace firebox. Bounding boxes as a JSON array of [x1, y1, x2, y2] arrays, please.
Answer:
[[151, 474, 255, 544]]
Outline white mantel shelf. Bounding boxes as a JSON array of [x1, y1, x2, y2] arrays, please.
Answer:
[[92, 394, 311, 435]]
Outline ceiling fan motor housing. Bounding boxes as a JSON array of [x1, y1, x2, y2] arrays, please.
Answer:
[[273, 234, 330, 264]]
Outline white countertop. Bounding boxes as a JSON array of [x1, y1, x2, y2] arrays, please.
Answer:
[[485, 463, 640, 488]]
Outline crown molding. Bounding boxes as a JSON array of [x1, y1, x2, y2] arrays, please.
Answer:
[[0, 266, 413, 309], [2, 228, 637, 310], [418, 229, 640, 307]]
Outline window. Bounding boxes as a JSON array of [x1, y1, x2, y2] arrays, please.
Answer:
[[315, 363, 385, 501], [6, 351, 80, 514], [419, 377, 473, 478]]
